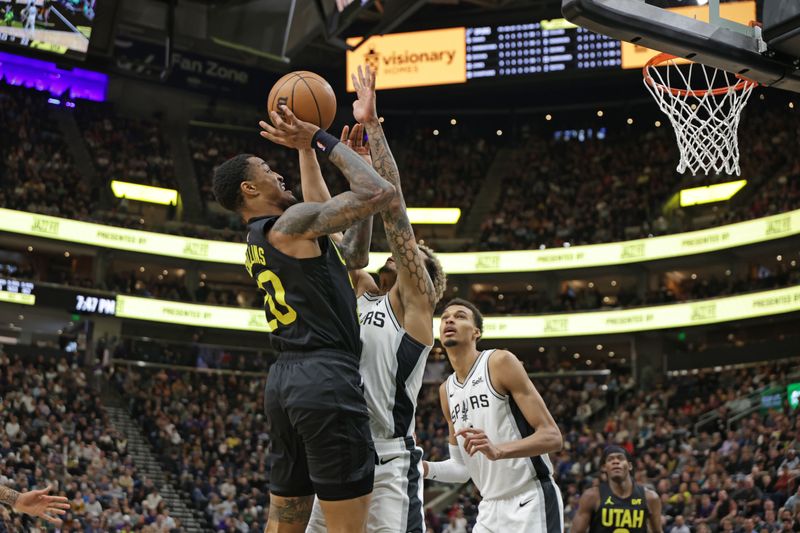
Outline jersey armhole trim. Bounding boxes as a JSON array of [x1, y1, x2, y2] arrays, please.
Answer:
[[384, 293, 401, 330], [483, 349, 506, 400]]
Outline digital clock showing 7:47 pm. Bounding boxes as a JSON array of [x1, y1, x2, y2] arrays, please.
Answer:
[[75, 294, 116, 316]]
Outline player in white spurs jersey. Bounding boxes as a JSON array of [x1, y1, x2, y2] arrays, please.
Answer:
[[303, 64, 447, 533], [423, 299, 564, 533]]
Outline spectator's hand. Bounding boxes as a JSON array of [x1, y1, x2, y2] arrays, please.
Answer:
[[259, 106, 319, 151], [351, 64, 378, 124], [457, 428, 504, 460], [13, 486, 70, 525], [340, 123, 371, 165]]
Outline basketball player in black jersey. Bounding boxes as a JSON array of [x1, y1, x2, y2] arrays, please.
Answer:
[[212, 97, 395, 532], [571, 446, 662, 533]]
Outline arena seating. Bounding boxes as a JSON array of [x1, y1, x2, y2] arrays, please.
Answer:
[[0, 84, 97, 221], [476, 101, 799, 251], [0, 351, 181, 532], [421, 360, 798, 532], [111, 337, 274, 372], [471, 262, 800, 314], [77, 103, 177, 189], [100, 348, 799, 533], [1, 81, 798, 253], [111, 365, 271, 532]]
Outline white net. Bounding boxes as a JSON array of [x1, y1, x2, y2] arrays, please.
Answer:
[[643, 55, 756, 176]]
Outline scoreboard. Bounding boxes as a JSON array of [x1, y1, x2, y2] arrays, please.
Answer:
[[345, 2, 755, 91], [465, 22, 620, 80]]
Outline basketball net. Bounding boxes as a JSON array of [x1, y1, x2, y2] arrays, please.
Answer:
[[643, 53, 757, 176]]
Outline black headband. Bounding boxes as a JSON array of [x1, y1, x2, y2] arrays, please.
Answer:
[[603, 445, 631, 462]]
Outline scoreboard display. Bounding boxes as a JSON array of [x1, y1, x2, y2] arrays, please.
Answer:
[[346, 1, 755, 91], [465, 21, 620, 80]]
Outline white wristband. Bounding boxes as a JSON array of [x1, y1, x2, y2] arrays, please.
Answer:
[[425, 444, 470, 483]]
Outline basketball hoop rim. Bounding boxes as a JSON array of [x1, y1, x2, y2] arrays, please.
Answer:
[[642, 52, 758, 97]]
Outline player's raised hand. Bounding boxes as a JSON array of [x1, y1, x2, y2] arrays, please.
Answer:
[[259, 105, 319, 151], [457, 428, 505, 461], [340, 123, 371, 164], [13, 486, 70, 525], [352, 64, 378, 124]]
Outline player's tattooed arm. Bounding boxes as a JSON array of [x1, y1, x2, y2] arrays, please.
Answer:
[[0, 486, 20, 507], [298, 144, 373, 269], [354, 64, 404, 209], [366, 127, 436, 307], [273, 142, 394, 239], [354, 64, 437, 308], [367, 126, 437, 308], [383, 211, 437, 308], [363, 120, 404, 210], [339, 217, 373, 270]]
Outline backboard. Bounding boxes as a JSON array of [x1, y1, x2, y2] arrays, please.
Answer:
[[562, 0, 800, 93]]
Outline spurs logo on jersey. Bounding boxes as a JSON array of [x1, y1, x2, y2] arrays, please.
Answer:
[[446, 350, 564, 532], [357, 293, 432, 439], [450, 394, 489, 425]]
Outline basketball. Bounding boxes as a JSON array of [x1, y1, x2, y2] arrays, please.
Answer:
[[267, 71, 337, 130]]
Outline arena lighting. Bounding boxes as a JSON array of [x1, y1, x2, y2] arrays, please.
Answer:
[[406, 208, 460, 224], [0, 291, 35, 306], [112, 285, 800, 338], [2, 207, 799, 271], [110, 181, 180, 206], [0, 52, 108, 102], [679, 180, 747, 207]]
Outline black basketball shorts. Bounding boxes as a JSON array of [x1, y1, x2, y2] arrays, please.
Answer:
[[264, 350, 376, 501]]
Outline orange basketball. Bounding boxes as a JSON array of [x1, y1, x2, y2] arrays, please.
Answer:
[[267, 71, 337, 130]]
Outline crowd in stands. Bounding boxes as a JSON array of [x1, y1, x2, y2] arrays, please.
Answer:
[[78, 103, 177, 190], [2, 81, 799, 254], [0, 350, 182, 532], [110, 336, 274, 373], [476, 100, 800, 251], [111, 366, 271, 532], [472, 259, 800, 315], [422, 360, 799, 533], [104, 351, 799, 533], [187, 120, 497, 245], [0, 84, 97, 221], [388, 122, 498, 211]]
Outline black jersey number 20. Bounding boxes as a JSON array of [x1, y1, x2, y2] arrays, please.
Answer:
[[256, 270, 298, 329]]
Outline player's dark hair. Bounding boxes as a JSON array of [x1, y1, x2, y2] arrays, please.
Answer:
[[419, 244, 447, 304], [212, 154, 255, 212], [443, 298, 483, 334]]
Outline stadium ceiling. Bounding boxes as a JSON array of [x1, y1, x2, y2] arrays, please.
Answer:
[[116, 0, 562, 72]]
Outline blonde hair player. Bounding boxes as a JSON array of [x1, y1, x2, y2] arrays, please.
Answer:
[[424, 298, 564, 533]]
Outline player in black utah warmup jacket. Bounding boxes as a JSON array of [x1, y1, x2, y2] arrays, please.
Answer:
[[572, 446, 662, 533], [212, 97, 395, 533]]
